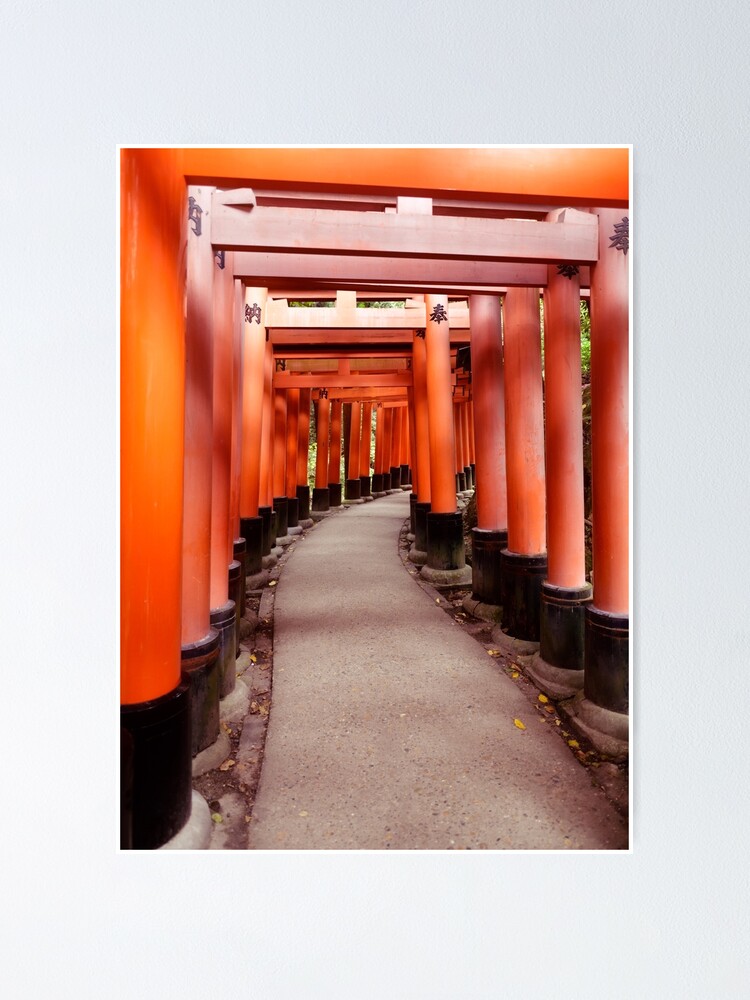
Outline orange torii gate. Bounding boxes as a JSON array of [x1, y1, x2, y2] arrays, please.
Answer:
[[121, 147, 629, 848]]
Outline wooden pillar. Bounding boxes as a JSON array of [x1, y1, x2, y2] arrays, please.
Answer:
[[258, 337, 275, 561], [312, 394, 331, 512], [382, 406, 393, 491], [399, 405, 410, 486], [421, 295, 471, 585], [469, 294, 507, 613], [371, 403, 386, 495], [582, 207, 629, 738], [239, 287, 268, 581], [411, 330, 432, 563], [530, 243, 593, 691], [359, 401, 373, 496], [345, 402, 363, 501], [501, 287, 547, 641], [120, 148, 191, 849], [454, 403, 465, 492], [461, 399, 472, 488], [285, 388, 300, 527], [328, 400, 343, 507], [389, 399, 402, 488], [296, 387, 312, 522], [407, 386, 418, 497], [210, 247, 239, 705], [230, 279, 245, 590], [272, 388, 288, 538]]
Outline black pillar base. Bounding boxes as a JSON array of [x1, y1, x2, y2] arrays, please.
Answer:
[[359, 475, 372, 497], [464, 466, 473, 489], [471, 528, 508, 606], [273, 496, 288, 539], [390, 466, 402, 488], [296, 484, 311, 521], [540, 581, 592, 672], [181, 628, 220, 756], [233, 537, 247, 618], [228, 559, 242, 655], [415, 501, 431, 553], [584, 606, 629, 714], [371, 473, 384, 494], [121, 727, 134, 849], [345, 478, 362, 500], [409, 493, 418, 534], [240, 517, 264, 577], [470, 463, 476, 483], [312, 487, 330, 512], [121, 676, 192, 849], [426, 511, 467, 570], [210, 600, 237, 698], [382, 472, 392, 491], [328, 482, 342, 507], [258, 506, 273, 556], [457, 472, 466, 492], [500, 550, 548, 642], [286, 496, 299, 528], [400, 464, 410, 486]]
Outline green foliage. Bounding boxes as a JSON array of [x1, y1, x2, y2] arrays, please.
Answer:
[[580, 299, 591, 380]]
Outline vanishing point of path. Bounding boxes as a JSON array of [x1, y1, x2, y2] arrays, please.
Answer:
[[248, 492, 627, 850]]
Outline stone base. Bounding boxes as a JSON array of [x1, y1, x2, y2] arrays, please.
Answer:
[[262, 553, 278, 569], [158, 791, 212, 850], [299, 517, 314, 528], [524, 652, 584, 700], [362, 495, 374, 502], [490, 625, 539, 657], [192, 732, 231, 777], [310, 509, 331, 521], [372, 491, 387, 498], [288, 524, 303, 536], [401, 484, 412, 491], [386, 489, 401, 494], [271, 546, 283, 557], [408, 547, 428, 566], [420, 563, 473, 588], [245, 568, 270, 591], [276, 534, 294, 546], [220, 675, 250, 725], [564, 693, 629, 761], [344, 497, 365, 505], [461, 594, 503, 624], [407, 532, 415, 542]]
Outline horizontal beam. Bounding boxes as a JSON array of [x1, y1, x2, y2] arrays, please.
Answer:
[[266, 301, 470, 329], [233, 251, 553, 286], [270, 329, 470, 349], [213, 203, 599, 264], [313, 387, 408, 403], [273, 371, 414, 389], [181, 147, 628, 206]]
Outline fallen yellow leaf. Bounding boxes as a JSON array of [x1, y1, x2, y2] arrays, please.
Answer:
[[511, 671, 520, 679], [544, 705, 555, 714], [568, 739, 580, 749], [513, 719, 526, 730], [211, 813, 222, 823], [538, 694, 549, 704], [219, 759, 236, 771], [269, 580, 277, 587], [250, 654, 257, 663], [299, 810, 309, 817]]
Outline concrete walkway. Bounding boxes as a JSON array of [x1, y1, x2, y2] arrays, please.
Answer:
[[248, 492, 627, 850]]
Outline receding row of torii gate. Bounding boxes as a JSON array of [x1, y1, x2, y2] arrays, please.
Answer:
[[120, 147, 629, 849]]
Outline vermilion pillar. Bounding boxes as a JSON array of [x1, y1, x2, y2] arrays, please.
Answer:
[[345, 402, 363, 501], [407, 387, 418, 530], [421, 295, 471, 586], [359, 401, 373, 497], [468, 294, 507, 617], [468, 398, 476, 483], [230, 279, 246, 607], [389, 399, 402, 488], [500, 287, 547, 640], [371, 403, 386, 496], [273, 388, 289, 540], [382, 406, 393, 491], [239, 287, 268, 585], [530, 248, 593, 696], [285, 387, 301, 528], [120, 148, 191, 849], [410, 330, 432, 564], [296, 388, 313, 523], [258, 337, 275, 564], [328, 400, 343, 507], [581, 208, 629, 747], [312, 393, 331, 513], [399, 405, 410, 487], [461, 401, 472, 489], [454, 403, 465, 492], [209, 248, 238, 706]]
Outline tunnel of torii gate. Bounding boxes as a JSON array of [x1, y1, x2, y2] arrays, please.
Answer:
[[121, 147, 630, 849]]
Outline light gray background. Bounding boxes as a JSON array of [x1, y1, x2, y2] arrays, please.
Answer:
[[1, 1, 747, 996]]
